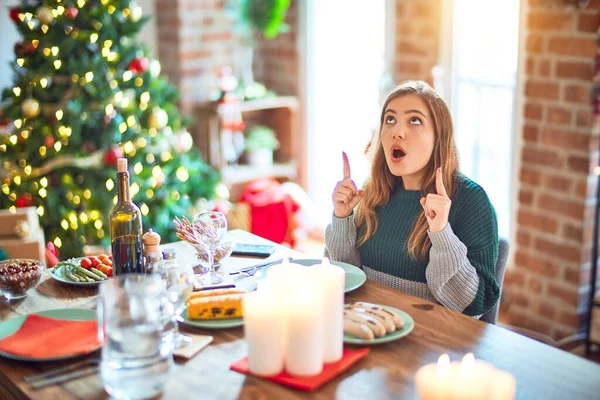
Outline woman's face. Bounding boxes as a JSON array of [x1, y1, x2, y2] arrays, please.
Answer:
[[380, 94, 435, 186]]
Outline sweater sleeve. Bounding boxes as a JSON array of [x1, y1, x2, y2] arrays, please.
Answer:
[[425, 183, 500, 317], [324, 214, 362, 268]]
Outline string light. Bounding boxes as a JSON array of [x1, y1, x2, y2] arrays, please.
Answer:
[[94, 220, 102, 229], [172, 192, 180, 201], [55, 110, 63, 120], [106, 178, 114, 191], [146, 154, 155, 163], [14, 119, 22, 129], [90, 33, 98, 44], [90, 210, 100, 220], [73, 195, 81, 205], [9, 135, 17, 145], [54, 142, 62, 152], [161, 152, 172, 162], [24, 165, 32, 175], [140, 203, 149, 216], [146, 189, 154, 199], [104, 40, 113, 48], [51, 46, 59, 56], [131, 183, 139, 196], [109, 80, 118, 89], [107, 5, 116, 14], [134, 162, 143, 174], [39, 188, 47, 198], [136, 138, 147, 147], [39, 146, 47, 156], [83, 189, 91, 199], [85, 71, 94, 82], [54, 60, 62, 70], [122, 71, 132, 82], [40, 177, 48, 187], [105, 104, 114, 115], [134, 77, 143, 87], [119, 123, 127, 134], [9, 193, 16, 201], [9, 206, 16, 214], [1, 184, 8, 195], [13, 176, 21, 185], [21, 130, 29, 139], [41, 24, 48, 34], [12, 87, 21, 96], [16, 58, 24, 67], [97, 229, 105, 238], [61, 220, 68, 230], [53, 237, 62, 248], [57, 6, 65, 15], [77, 0, 86, 8], [40, 78, 48, 88], [19, 159, 26, 167], [72, 74, 79, 83], [102, 48, 110, 57], [176, 167, 189, 182], [27, 21, 35, 30], [79, 236, 86, 244], [80, 213, 89, 223], [37, 206, 45, 217], [0, 145, 6, 152], [127, 116, 136, 127]]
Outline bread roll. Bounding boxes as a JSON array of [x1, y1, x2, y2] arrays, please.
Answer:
[[344, 318, 374, 340], [344, 310, 386, 337], [347, 306, 395, 333], [347, 302, 404, 329]]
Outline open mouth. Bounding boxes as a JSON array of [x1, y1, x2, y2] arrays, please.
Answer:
[[390, 146, 406, 163]]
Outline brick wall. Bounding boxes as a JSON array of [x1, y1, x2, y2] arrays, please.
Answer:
[[394, 0, 442, 83], [504, 0, 599, 340], [253, 1, 299, 96]]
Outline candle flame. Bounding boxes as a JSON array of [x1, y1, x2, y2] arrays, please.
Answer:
[[436, 354, 450, 377], [461, 353, 475, 377]]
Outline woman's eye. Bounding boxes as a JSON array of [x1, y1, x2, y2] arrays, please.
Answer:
[[409, 116, 422, 125], [385, 115, 396, 124]]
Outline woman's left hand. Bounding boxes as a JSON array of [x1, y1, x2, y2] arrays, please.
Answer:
[[420, 167, 452, 233]]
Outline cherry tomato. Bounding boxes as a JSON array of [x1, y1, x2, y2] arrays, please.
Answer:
[[90, 256, 101, 268], [108, 255, 113, 261], [80, 258, 92, 269], [99, 254, 109, 262], [103, 259, 113, 267], [105, 267, 113, 277]]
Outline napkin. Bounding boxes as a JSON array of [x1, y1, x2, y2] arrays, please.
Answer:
[[0, 314, 100, 358], [230, 348, 370, 391]]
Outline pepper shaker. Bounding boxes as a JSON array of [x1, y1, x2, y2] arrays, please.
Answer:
[[142, 229, 161, 267]]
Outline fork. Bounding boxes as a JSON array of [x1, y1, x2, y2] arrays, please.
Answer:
[[25, 358, 99, 389]]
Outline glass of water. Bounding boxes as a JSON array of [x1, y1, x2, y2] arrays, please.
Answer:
[[97, 274, 172, 400]]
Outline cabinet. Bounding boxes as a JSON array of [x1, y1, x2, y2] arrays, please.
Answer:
[[191, 96, 302, 200]]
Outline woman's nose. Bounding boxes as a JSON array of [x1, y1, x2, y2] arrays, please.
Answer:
[[392, 131, 405, 140]]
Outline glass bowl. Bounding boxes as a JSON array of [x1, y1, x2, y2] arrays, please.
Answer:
[[0, 259, 45, 300], [191, 233, 236, 272]]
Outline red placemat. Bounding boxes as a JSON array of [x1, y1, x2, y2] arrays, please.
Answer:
[[0, 314, 100, 358], [230, 347, 369, 391]]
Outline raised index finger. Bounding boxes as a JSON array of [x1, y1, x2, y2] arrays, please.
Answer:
[[342, 151, 351, 180], [436, 167, 448, 197]]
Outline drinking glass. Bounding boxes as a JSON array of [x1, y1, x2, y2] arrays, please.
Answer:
[[193, 211, 227, 285], [97, 274, 172, 400], [152, 255, 195, 349]]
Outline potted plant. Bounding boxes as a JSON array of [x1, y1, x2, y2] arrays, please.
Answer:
[[245, 125, 279, 167]]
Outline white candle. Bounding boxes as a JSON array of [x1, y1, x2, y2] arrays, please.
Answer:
[[415, 354, 453, 400], [284, 283, 324, 376], [450, 353, 494, 400], [308, 257, 345, 363], [489, 369, 517, 400], [242, 285, 286, 376]]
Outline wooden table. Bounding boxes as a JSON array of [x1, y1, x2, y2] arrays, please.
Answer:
[[1, 230, 599, 400]]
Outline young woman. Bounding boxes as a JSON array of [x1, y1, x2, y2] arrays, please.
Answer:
[[325, 80, 499, 317]]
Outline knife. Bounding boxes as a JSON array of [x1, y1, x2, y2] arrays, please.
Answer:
[[229, 258, 296, 276]]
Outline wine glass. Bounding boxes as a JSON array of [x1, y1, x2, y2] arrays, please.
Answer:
[[193, 211, 227, 286], [153, 253, 195, 349]]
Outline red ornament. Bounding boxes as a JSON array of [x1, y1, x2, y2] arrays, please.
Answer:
[[44, 136, 55, 147], [9, 7, 22, 23], [15, 193, 33, 208], [65, 7, 78, 20], [105, 146, 124, 166], [128, 58, 149, 74]]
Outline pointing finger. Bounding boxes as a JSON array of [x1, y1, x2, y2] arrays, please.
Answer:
[[342, 151, 351, 180], [436, 167, 448, 197]]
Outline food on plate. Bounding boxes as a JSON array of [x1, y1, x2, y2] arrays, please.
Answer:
[[343, 318, 375, 341], [186, 289, 246, 320], [343, 309, 386, 338], [57, 256, 113, 282], [187, 288, 245, 301], [346, 301, 405, 329], [343, 303, 404, 340], [0, 259, 42, 295]]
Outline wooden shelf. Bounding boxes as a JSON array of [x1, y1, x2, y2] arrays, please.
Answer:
[[222, 162, 297, 185]]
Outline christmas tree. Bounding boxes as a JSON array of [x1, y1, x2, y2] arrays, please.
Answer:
[[0, 0, 219, 258]]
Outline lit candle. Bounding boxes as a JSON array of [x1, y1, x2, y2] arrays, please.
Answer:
[[415, 354, 453, 400], [489, 369, 517, 400], [284, 283, 324, 376], [308, 257, 345, 363], [242, 283, 286, 376], [452, 353, 494, 400]]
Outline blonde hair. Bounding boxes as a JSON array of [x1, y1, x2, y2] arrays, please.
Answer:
[[355, 81, 459, 260]]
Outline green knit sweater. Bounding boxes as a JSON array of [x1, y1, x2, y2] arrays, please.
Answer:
[[325, 174, 500, 317]]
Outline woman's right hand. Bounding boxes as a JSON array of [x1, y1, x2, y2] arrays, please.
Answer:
[[332, 152, 364, 218]]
